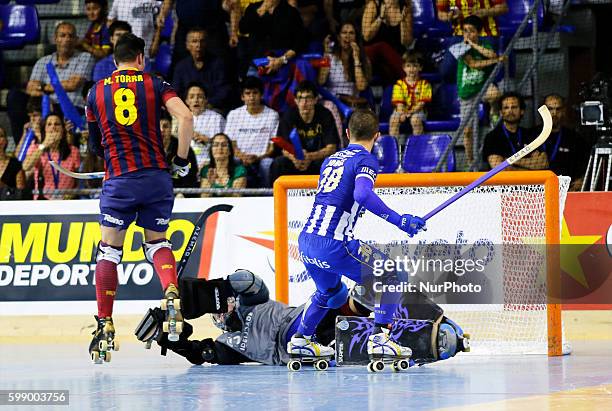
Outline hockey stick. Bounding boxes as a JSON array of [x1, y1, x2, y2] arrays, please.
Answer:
[[177, 204, 234, 279], [49, 161, 105, 179], [423, 105, 553, 221]]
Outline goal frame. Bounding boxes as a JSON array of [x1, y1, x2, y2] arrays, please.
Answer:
[[273, 171, 562, 356]]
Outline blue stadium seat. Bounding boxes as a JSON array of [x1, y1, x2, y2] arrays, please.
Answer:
[[0, 5, 40, 50], [497, 0, 544, 37], [372, 135, 400, 173], [152, 43, 173, 78], [412, 0, 452, 38], [424, 84, 461, 132], [402, 134, 456, 172], [15, 0, 61, 4], [160, 13, 173, 39]]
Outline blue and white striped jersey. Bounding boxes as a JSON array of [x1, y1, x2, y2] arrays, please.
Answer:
[[302, 144, 378, 242]]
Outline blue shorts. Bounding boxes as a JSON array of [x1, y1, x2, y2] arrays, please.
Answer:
[[298, 232, 389, 291], [99, 168, 174, 232]]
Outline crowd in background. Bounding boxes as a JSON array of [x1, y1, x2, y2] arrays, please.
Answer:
[[0, 0, 590, 200]]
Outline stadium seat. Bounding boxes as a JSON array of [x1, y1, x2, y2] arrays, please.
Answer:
[[372, 135, 400, 173], [402, 134, 456, 172], [152, 43, 173, 78], [412, 0, 452, 38], [497, 0, 544, 37], [0, 5, 40, 50], [424, 84, 461, 132]]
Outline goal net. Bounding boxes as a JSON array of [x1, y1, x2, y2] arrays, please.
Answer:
[[274, 172, 571, 356]]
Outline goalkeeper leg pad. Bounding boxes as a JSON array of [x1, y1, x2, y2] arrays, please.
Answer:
[[178, 277, 235, 319]]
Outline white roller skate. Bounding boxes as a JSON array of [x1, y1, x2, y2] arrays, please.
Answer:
[[160, 283, 183, 342], [367, 328, 412, 373], [89, 316, 119, 364], [287, 335, 334, 372]]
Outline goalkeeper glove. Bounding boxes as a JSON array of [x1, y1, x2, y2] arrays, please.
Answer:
[[398, 214, 426, 237], [171, 156, 190, 178]]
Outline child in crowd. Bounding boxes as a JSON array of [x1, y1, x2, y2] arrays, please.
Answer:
[[389, 51, 432, 138], [455, 15, 504, 164], [79, 0, 111, 60]]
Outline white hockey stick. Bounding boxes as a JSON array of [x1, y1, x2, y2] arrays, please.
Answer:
[[49, 160, 105, 180], [423, 105, 553, 221]]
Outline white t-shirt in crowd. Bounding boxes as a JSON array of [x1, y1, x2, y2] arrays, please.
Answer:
[[109, 0, 157, 55], [224, 105, 279, 157], [192, 109, 226, 166], [326, 55, 357, 97]]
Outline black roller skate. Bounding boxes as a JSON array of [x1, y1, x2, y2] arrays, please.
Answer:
[[89, 316, 119, 364], [161, 283, 183, 342]]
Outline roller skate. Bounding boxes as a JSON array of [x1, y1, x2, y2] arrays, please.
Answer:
[[89, 316, 119, 364], [367, 328, 412, 373], [160, 283, 183, 342], [287, 335, 334, 372]]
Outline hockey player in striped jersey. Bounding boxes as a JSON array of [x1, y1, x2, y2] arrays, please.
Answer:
[[287, 109, 426, 362]]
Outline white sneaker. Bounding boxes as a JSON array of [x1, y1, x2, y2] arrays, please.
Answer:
[[288, 336, 334, 358], [367, 328, 412, 358]]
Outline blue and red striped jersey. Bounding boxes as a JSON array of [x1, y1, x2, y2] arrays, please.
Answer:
[[85, 68, 178, 179]]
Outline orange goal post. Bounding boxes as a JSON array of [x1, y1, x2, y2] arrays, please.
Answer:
[[274, 171, 570, 357]]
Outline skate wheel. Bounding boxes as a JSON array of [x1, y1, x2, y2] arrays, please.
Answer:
[[392, 362, 400, 373], [99, 340, 108, 351], [287, 360, 301, 372], [398, 359, 410, 371], [367, 361, 375, 373], [160, 299, 168, 311], [173, 299, 181, 310], [145, 341, 152, 349], [162, 321, 169, 333], [112, 340, 120, 351], [168, 333, 179, 342], [91, 351, 101, 364], [175, 322, 183, 334], [104, 351, 112, 362], [314, 360, 328, 371], [373, 360, 384, 372]]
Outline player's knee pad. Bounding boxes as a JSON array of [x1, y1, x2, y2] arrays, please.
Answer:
[[438, 317, 470, 360], [96, 242, 123, 264], [326, 282, 349, 309], [229, 269, 269, 305], [142, 239, 172, 264]]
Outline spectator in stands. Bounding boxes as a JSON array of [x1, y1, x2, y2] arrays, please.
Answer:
[[436, 0, 508, 82], [26, 22, 95, 111], [224, 0, 261, 79], [238, 0, 307, 75], [157, 0, 232, 68], [361, 0, 413, 85], [200, 133, 247, 196], [270, 81, 339, 184], [389, 51, 431, 137], [324, 0, 365, 34], [79, 0, 111, 60], [172, 28, 233, 112], [108, 0, 158, 57], [15, 98, 43, 169], [0, 127, 26, 195], [160, 113, 199, 194], [319, 22, 371, 103], [183, 82, 227, 168], [22, 113, 81, 200], [482, 92, 547, 170], [295, 0, 330, 50], [456, 15, 504, 164], [225, 77, 279, 187], [436, 0, 508, 37], [541, 94, 589, 190], [93, 21, 152, 82]]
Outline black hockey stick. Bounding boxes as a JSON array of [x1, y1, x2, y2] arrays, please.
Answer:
[[177, 204, 234, 279]]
